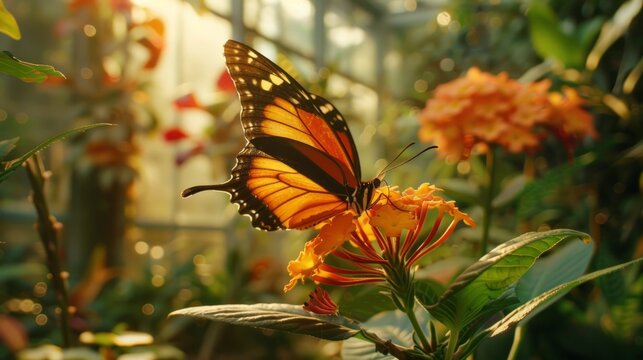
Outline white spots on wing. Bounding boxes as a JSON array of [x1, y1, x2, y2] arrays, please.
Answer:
[[269, 73, 284, 85], [247, 57, 254, 64], [319, 103, 334, 114], [251, 78, 258, 85], [290, 97, 300, 105], [279, 72, 291, 84], [244, 90, 253, 98], [239, 77, 246, 84], [233, 65, 240, 72], [248, 50, 258, 59], [260, 79, 273, 91], [300, 91, 310, 100], [310, 94, 317, 99]]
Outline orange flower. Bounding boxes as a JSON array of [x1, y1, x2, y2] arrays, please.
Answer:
[[419, 67, 596, 161], [370, 204, 418, 237], [283, 212, 354, 292], [284, 183, 475, 292]]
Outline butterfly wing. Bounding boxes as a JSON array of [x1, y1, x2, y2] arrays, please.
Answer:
[[182, 40, 363, 230], [183, 143, 351, 230], [224, 40, 361, 183]]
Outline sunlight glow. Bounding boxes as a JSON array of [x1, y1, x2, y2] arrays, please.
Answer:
[[83, 24, 96, 37], [437, 11, 451, 27], [135, 241, 149, 254], [283, 0, 312, 19], [150, 245, 165, 259], [35, 314, 48, 326], [329, 26, 366, 48], [439, 58, 455, 71]]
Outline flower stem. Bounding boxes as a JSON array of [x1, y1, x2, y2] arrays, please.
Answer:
[[481, 147, 497, 257], [25, 156, 73, 348], [445, 327, 460, 360], [360, 329, 413, 359], [405, 303, 432, 353], [507, 324, 525, 360]]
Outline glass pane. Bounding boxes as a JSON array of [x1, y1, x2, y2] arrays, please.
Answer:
[[204, 0, 230, 16], [279, 0, 314, 54]]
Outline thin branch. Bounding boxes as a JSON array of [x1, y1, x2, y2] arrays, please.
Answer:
[[25, 155, 73, 347]]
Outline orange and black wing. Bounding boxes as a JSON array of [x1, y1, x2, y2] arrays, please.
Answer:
[[182, 40, 362, 231]]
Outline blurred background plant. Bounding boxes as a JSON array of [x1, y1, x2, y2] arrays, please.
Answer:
[[0, 0, 641, 359]]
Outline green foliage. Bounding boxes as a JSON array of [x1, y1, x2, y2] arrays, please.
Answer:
[[422, 230, 590, 331], [527, 1, 603, 68], [0, 51, 65, 83], [0, 0, 20, 40], [0, 123, 112, 184], [170, 303, 361, 341], [338, 286, 397, 322], [514, 238, 594, 306], [586, 0, 642, 70], [488, 257, 642, 337]]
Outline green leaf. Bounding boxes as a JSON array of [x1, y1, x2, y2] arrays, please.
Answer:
[[338, 286, 396, 322], [0, 136, 18, 159], [0, 123, 113, 184], [489, 257, 643, 336], [527, 2, 584, 67], [169, 303, 361, 341], [577, 17, 604, 56], [586, 0, 642, 70], [414, 279, 446, 309], [517, 159, 588, 220], [0, 51, 65, 83], [0, 0, 20, 40], [492, 175, 526, 208], [422, 229, 591, 331], [342, 309, 428, 360], [514, 238, 593, 309]]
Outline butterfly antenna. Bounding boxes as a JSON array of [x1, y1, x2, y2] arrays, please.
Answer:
[[376, 142, 416, 178], [378, 145, 438, 177]]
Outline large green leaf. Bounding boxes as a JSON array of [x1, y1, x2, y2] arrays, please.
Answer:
[[169, 303, 361, 341], [338, 286, 396, 322], [0, 0, 20, 40], [421, 230, 591, 331], [514, 237, 593, 308], [0, 123, 113, 184], [0, 51, 65, 83], [527, 2, 584, 67], [489, 257, 642, 336]]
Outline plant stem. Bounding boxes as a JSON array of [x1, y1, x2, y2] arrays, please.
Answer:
[[405, 303, 432, 353], [507, 324, 525, 360], [361, 329, 413, 359], [445, 327, 460, 360], [481, 148, 497, 257], [25, 156, 73, 348]]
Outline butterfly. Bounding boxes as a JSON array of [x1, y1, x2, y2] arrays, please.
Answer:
[[182, 39, 382, 231]]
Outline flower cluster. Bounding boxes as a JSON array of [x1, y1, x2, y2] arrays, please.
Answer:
[[418, 67, 596, 161], [284, 184, 475, 298]]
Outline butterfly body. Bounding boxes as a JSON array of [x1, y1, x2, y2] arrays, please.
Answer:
[[183, 40, 380, 231]]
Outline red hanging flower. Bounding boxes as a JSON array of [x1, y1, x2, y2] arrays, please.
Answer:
[[303, 287, 338, 315]]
